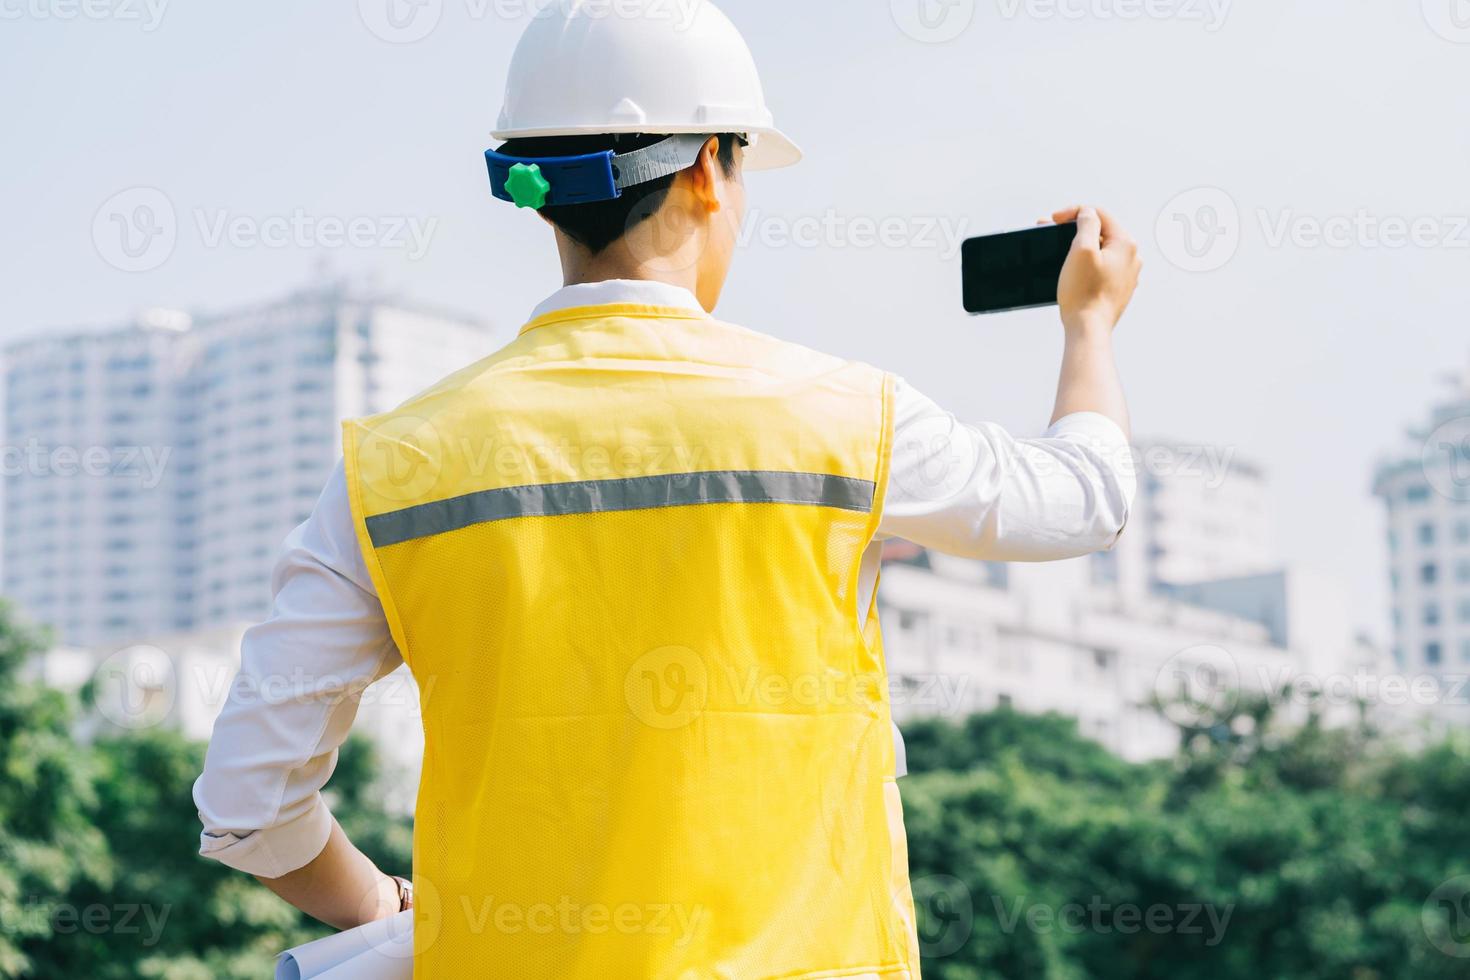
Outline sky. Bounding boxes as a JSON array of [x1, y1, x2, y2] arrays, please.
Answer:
[[3, 0, 1468, 641]]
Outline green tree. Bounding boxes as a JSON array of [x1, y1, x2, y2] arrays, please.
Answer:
[[0, 604, 110, 978], [0, 599, 412, 979]]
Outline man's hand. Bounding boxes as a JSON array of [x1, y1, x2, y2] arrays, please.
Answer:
[[1052, 205, 1142, 335], [1045, 205, 1137, 438]]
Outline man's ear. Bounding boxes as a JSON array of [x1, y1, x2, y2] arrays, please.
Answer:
[[687, 136, 724, 215]]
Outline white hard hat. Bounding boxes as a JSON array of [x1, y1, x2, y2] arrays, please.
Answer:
[[493, 0, 801, 172]]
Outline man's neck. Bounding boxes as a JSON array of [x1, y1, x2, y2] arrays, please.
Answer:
[[557, 236, 703, 299]]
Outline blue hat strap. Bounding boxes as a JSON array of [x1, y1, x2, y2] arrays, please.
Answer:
[[486, 133, 717, 208]]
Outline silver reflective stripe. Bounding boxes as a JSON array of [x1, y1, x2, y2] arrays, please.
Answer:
[[365, 470, 876, 549]]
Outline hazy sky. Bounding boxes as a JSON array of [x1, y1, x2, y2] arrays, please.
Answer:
[[4, 0, 1468, 639]]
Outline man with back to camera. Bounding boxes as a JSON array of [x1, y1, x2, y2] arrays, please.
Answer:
[[194, 2, 1141, 976]]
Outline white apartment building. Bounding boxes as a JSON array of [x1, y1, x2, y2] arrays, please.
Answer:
[[879, 439, 1402, 762], [1374, 359, 1470, 677], [1093, 440, 1275, 595], [3, 284, 494, 648], [879, 548, 1369, 761]]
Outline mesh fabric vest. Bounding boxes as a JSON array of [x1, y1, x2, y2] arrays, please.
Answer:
[[343, 301, 921, 979]]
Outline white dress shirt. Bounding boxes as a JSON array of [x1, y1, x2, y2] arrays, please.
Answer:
[[193, 280, 1136, 878]]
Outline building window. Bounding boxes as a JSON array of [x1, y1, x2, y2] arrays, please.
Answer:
[[1426, 642, 1443, 666], [1460, 599, 1470, 624], [1406, 486, 1430, 504], [1459, 521, 1470, 545], [1425, 603, 1441, 627], [1462, 639, 1470, 663], [1419, 523, 1436, 546], [1459, 560, 1470, 584], [1422, 563, 1439, 585]]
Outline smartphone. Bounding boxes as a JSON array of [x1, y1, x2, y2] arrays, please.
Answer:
[[961, 222, 1077, 315]]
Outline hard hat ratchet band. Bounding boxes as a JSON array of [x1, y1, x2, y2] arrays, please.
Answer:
[[485, 133, 727, 209]]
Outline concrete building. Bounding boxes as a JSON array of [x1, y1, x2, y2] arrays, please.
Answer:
[[878, 437, 1410, 762], [26, 627, 426, 815], [1373, 359, 1470, 678], [3, 284, 494, 648], [1094, 440, 1275, 597]]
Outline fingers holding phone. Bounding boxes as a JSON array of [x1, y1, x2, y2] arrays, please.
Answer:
[[1054, 205, 1142, 335]]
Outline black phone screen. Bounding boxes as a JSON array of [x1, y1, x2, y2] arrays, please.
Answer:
[[961, 222, 1077, 315]]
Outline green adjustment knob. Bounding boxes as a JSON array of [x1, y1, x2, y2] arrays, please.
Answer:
[[505, 162, 551, 209]]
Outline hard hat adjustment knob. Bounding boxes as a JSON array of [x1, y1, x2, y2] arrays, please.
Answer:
[[505, 162, 551, 209]]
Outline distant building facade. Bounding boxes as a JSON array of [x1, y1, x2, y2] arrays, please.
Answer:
[[1374, 361, 1470, 677], [3, 284, 494, 647], [1093, 440, 1275, 596]]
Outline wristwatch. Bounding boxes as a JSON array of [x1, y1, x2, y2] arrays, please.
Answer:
[[391, 875, 414, 913]]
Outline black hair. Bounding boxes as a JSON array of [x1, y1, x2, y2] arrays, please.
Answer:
[[494, 133, 741, 254]]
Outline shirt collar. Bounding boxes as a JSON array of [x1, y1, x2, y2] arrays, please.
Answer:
[[529, 280, 706, 322]]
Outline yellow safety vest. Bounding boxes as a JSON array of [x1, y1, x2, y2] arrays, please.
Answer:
[[343, 301, 920, 979]]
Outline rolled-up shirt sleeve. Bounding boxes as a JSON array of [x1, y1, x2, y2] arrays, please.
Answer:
[[880, 378, 1136, 560], [192, 462, 401, 878]]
